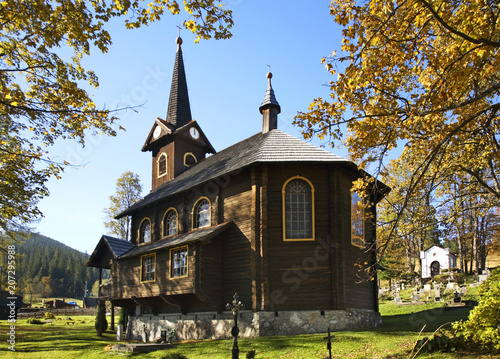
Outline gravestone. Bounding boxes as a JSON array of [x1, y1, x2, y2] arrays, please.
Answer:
[[434, 287, 441, 302], [117, 325, 123, 341]]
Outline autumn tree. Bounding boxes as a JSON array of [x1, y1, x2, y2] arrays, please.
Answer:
[[104, 171, 142, 241], [294, 0, 500, 250], [378, 155, 441, 277], [438, 174, 499, 273], [0, 1, 233, 239]]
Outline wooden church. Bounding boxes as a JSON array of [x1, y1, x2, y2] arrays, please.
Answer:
[[87, 37, 389, 340]]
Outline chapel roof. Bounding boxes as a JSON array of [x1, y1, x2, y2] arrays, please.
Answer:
[[117, 129, 350, 218]]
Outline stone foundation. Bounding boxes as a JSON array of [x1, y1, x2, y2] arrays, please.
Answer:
[[129, 309, 382, 341]]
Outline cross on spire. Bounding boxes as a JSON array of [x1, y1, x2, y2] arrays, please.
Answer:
[[177, 24, 182, 37]]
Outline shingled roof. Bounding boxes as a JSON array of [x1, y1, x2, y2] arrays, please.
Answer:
[[165, 37, 192, 129], [87, 235, 136, 268], [119, 221, 232, 259], [118, 129, 349, 218]]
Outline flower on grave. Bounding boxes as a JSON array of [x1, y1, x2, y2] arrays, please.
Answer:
[[153, 336, 164, 343], [167, 329, 177, 343]]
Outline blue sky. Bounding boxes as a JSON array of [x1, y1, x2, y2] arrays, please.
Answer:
[[34, 1, 349, 254]]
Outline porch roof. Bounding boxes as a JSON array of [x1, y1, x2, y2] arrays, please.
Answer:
[[86, 235, 135, 269], [119, 221, 232, 259]]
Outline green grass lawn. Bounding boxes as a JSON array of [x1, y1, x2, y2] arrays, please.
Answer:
[[0, 303, 497, 359]]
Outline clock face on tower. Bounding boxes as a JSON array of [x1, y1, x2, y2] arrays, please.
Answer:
[[153, 125, 162, 139], [189, 127, 200, 140]]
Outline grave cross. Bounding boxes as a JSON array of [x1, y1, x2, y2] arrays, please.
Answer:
[[226, 293, 244, 359], [323, 327, 334, 359]]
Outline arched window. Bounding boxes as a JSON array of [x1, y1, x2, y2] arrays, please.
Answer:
[[351, 192, 365, 247], [139, 218, 151, 244], [184, 152, 197, 167], [282, 177, 315, 241], [163, 208, 178, 237], [158, 153, 167, 177], [193, 198, 211, 229]]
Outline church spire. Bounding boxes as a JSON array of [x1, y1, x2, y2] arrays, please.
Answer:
[[166, 36, 192, 129], [259, 71, 280, 133]]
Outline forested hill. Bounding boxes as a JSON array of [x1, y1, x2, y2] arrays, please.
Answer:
[[16, 233, 101, 300]]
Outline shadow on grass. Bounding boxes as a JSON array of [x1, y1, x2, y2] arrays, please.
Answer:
[[379, 306, 471, 333], [14, 323, 116, 353]]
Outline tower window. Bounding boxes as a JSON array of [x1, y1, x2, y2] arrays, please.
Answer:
[[184, 152, 197, 167], [282, 177, 315, 241], [158, 153, 167, 177]]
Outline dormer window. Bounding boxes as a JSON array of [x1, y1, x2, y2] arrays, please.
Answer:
[[184, 152, 197, 167], [158, 153, 167, 177]]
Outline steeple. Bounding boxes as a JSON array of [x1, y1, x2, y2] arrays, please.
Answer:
[[259, 72, 281, 133], [166, 36, 192, 128]]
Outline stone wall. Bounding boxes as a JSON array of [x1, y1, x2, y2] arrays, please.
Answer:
[[129, 309, 382, 342]]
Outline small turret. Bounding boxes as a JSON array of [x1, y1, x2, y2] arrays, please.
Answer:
[[259, 72, 281, 134]]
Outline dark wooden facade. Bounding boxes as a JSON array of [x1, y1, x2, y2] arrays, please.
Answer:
[[99, 160, 383, 316]]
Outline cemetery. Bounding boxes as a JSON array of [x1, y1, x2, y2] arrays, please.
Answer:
[[0, 277, 494, 359], [381, 267, 488, 308]]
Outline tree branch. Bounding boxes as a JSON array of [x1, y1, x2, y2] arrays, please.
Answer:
[[419, 0, 500, 47]]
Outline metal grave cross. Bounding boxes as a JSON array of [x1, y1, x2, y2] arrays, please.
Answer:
[[323, 327, 334, 359]]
